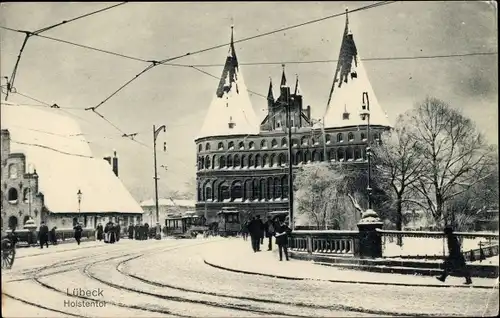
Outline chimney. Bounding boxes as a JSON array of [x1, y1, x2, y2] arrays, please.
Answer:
[[306, 105, 311, 121], [1, 129, 11, 165], [112, 150, 118, 177]]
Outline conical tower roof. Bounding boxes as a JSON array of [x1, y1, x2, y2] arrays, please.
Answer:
[[323, 10, 391, 129], [197, 26, 260, 139]]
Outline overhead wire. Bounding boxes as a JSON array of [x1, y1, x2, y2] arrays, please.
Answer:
[[2, 2, 128, 101]]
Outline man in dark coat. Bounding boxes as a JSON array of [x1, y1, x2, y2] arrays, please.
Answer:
[[49, 226, 58, 245], [134, 223, 140, 240], [256, 215, 265, 247], [38, 221, 49, 249], [109, 222, 116, 244], [144, 223, 150, 240], [73, 222, 83, 245], [436, 226, 473, 285], [115, 222, 121, 242], [275, 220, 292, 261], [96, 223, 104, 241], [241, 220, 249, 241], [248, 216, 265, 252], [104, 221, 112, 243], [128, 224, 134, 239], [264, 216, 276, 251]]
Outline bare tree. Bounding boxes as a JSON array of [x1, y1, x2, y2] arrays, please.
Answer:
[[372, 114, 426, 234], [406, 97, 494, 227], [294, 162, 357, 230]]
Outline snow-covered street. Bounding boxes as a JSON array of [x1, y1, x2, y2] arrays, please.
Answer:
[[2, 237, 499, 317]]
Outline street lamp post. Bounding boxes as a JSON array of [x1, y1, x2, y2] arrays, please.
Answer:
[[359, 91, 372, 209], [153, 124, 166, 240], [77, 189, 82, 222]]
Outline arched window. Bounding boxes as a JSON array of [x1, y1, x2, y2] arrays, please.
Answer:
[[292, 138, 298, 146], [274, 177, 281, 199], [8, 188, 18, 202], [227, 155, 233, 167], [271, 139, 278, 148], [212, 155, 216, 169], [197, 186, 202, 201], [201, 157, 205, 169], [23, 188, 31, 203], [205, 186, 213, 201], [354, 148, 362, 160], [281, 137, 287, 147], [304, 151, 311, 163], [361, 132, 366, 140], [337, 148, 345, 161], [249, 141, 255, 149], [23, 215, 30, 225], [205, 155, 210, 169], [248, 154, 254, 167], [234, 155, 240, 167], [252, 179, 260, 200], [205, 143, 211, 151], [259, 179, 266, 201], [262, 154, 268, 167], [231, 181, 243, 201], [8, 215, 18, 230], [239, 141, 245, 150], [261, 139, 268, 149], [346, 147, 353, 161], [337, 133, 343, 142], [281, 175, 288, 199], [319, 151, 324, 161], [269, 154, 275, 167], [255, 154, 261, 168], [301, 136, 307, 145], [329, 149, 336, 161], [348, 132, 354, 141], [228, 141, 235, 149], [9, 164, 18, 179], [218, 142, 224, 150], [240, 155, 246, 168], [296, 151, 303, 164], [278, 153, 286, 166], [267, 177, 273, 200], [374, 133, 380, 141], [211, 180, 217, 200], [313, 150, 321, 162], [325, 134, 331, 144], [311, 137, 316, 145], [198, 144, 202, 152], [219, 156, 226, 168], [218, 182, 230, 201]]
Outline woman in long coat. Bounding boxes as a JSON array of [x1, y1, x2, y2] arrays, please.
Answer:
[[96, 223, 104, 241], [73, 223, 83, 245], [109, 222, 117, 244]]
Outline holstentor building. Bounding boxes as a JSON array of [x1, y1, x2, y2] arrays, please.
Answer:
[[194, 14, 391, 223]]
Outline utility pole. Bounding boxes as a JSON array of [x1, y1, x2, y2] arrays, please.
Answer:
[[153, 124, 166, 239], [285, 86, 295, 229]]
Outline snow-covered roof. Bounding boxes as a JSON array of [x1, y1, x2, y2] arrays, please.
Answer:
[[1, 103, 143, 214], [196, 27, 260, 140], [139, 198, 196, 207], [322, 13, 391, 130]]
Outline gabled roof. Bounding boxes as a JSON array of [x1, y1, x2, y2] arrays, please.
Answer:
[[197, 26, 260, 139], [1, 103, 143, 214], [323, 11, 391, 129]]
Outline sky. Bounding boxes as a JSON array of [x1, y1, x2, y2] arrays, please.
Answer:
[[0, 1, 497, 203]]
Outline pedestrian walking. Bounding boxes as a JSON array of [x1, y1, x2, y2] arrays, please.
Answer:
[[109, 222, 117, 244], [49, 226, 58, 245], [241, 220, 249, 241], [128, 224, 134, 239], [275, 220, 292, 261], [256, 215, 265, 247], [96, 223, 104, 241], [264, 216, 276, 251], [73, 222, 83, 245], [134, 223, 140, 240], [436, 226, 473, 285], [38, 221, 49, 249], [115, 222, 121, 242], [144, 223, 150, 240], [104, 221, 112, 243]]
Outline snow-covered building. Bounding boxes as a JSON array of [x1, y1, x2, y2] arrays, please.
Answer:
[[0, 103, 143, 231], [140, 198, 195, 226], [194, 14, 391, 223]]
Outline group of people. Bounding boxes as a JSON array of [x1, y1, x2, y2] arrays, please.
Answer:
[[243, 215, 292, 261], [37, 221, 58, 248], [95, 221, 121, 244], [127, 222, 152, 240]]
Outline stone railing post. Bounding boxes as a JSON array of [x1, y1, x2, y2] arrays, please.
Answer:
[[356, 209, 384, 258], [306, 234, 312, 254]]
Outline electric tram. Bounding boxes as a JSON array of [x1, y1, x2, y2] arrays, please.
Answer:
[[217, 207, 240, 237], [164, 211, 207, 238]]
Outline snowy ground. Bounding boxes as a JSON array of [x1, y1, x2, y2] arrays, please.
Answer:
[[382, 237, 494, 257], [2, 237, 498, 317]]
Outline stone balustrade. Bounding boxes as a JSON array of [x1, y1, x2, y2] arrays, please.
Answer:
[[288, 230, 359, 256]]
